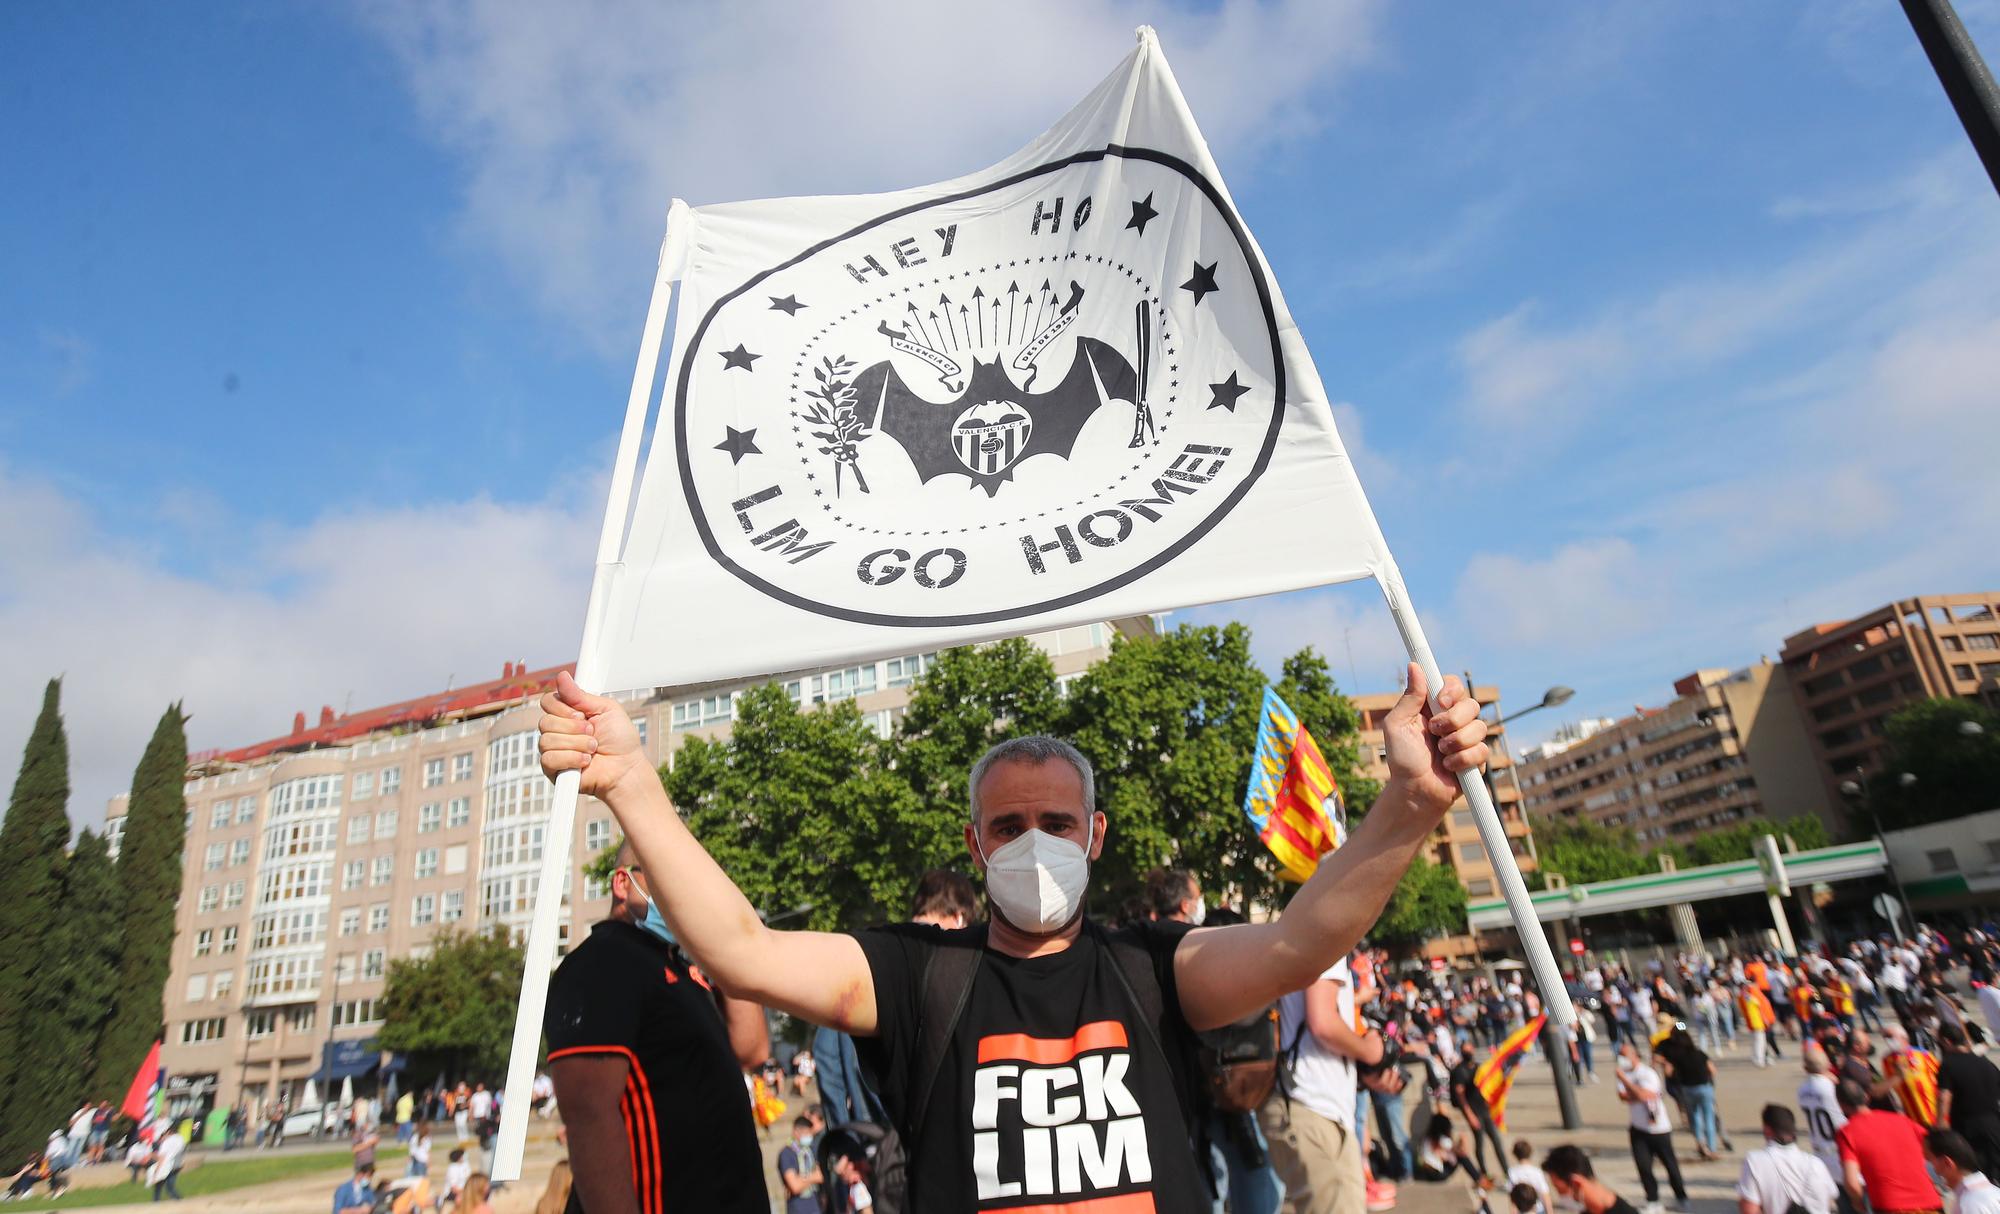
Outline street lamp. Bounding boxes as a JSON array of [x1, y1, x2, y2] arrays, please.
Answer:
[[1484, 682, 1582, 1130], [1840, 774, 1917, 937]]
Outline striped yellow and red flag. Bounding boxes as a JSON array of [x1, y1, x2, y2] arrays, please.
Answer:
[[1241, 688, 1345, 882], [1475, 1014, 1547, 1131]]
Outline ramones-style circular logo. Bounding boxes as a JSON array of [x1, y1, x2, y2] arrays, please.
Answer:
[[677, 148, 1286, 627]]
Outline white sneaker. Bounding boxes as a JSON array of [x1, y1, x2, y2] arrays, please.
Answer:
[[1643, 1202, 1664, 1214]]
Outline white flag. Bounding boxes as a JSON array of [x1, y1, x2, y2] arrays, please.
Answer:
[[595, 27, 1391, 690]]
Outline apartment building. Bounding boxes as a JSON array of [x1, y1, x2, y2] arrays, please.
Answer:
[[134, 620, 1149, 1114], [1516, 661, 1828, 845], [1779, 592, 2000, 812], [1350, 682, 1535, 960]]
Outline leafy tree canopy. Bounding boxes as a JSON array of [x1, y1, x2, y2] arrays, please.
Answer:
[[1863, 697, 2000, 832], [1373, 853, 1468, 944], [1528, 815, 1651, 887], [378, 927, 524, 1081]]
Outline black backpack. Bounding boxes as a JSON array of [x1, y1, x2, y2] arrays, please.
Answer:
[[1195, 1002, 1283, 1113], [845, 922, 1200, 1212]]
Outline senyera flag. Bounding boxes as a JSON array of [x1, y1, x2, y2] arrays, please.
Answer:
[[494, 25, 1574, 1178], [1242, 687, 1346, 882], [1475, 1014, 1547, 1131]]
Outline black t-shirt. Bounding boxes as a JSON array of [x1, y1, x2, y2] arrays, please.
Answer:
[[853, 918, 1202, 1212], [1939, 1051, 2000, 1127], [1451, 1057, 1488, 1114], [546, 919, 765, 1214]]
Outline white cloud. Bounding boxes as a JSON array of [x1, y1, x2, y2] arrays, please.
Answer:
[[353, 0, 1380, 348], [0, 459, 598, 832], [1452, 538, 1658, 654], [1455, 303, 1630, 431]]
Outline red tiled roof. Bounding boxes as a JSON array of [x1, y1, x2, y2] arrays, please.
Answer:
[[218, 662, 575, 763]]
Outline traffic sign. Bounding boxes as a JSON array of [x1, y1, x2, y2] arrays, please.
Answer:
[[1873, 892, 1901, 919], [1569, 938, 1586, 956]]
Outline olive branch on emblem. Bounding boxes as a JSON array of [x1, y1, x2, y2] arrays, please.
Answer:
[[804, 354, 871, 496]]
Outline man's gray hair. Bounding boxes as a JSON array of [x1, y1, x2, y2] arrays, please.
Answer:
[[968, 736, 1096, 821]]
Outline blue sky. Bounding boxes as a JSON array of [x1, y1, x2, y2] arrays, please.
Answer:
[[5, 1, 1999, 825]]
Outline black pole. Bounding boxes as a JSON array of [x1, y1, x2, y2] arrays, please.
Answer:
[[1901, 0, 2000, 196]]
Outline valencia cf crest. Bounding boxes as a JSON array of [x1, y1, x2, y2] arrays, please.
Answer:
[[674, 146, 1289, 628]]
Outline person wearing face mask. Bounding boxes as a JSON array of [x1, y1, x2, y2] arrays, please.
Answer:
[[779, 1115, 825, 1214], [544, 841, 771, 1213], [537, 662, 1489, 1212]]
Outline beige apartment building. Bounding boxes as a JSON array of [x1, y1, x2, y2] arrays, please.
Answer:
[[132, 621, 1148, 1116], [1516, 661, 1829, 847], [1779, 592, 2000, 814], [1351, 683, 1535, 961]]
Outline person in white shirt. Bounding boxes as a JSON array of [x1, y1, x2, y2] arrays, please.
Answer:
[[1258, 956, 1383, 1214], [1795, 1044, 1847, 1183], [1975, 983, 2000, 1042], [1508, 1139, 1553, 1206], [1737, 1104, 1838, 1214], [146, 1127, 186, 1202], [1617, 1041, 1688, 1213], [1926, 1128, 2000, 1214]]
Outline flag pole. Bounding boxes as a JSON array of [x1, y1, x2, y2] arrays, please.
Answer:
[[1374, 561, 1577, 1029], [491, 200, 691, 1181], [1900, 0, 2000, 197]]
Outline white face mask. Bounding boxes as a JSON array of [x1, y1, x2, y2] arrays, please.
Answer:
[[1187, 897, 1207, 927], [977, 819, 1094, 934]]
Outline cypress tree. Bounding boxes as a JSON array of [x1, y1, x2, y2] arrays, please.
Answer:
[[0, 679, 73, 1148], [6, 830, 123, 1160], [89, 703, 187, 1100]]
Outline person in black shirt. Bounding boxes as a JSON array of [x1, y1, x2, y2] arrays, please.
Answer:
[[546, 841, 770, 1214], [1451, 1053, 1507, 1174], [1543, 1144, 1642, 1214], [1936, 1022, 2000, 1178], [536, 663, 1489, 1212]]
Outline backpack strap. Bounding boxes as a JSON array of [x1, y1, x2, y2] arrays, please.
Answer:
[[1090, 921, 1218, 1197], [910, 925, 986, 1139]]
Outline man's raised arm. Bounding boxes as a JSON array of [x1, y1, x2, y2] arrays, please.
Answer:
[[539, 672, 878, 1034], [1175, 664, 1487, 1031]]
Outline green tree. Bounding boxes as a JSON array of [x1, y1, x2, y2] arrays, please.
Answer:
[[89, 704, 188, 1099], [1372, 853, 1468, 944], [1272, 648, 1381, 821], [1863, 698, 2000, 831], [0, 678, 73, 1149], [378, 927, 525, 1081], [1527, 814, 1651, 888], [1682, 815, 1830, 867], [896, 639, 1067, 820], [666, 683, 927, 931], [10, 830, 125, 1157]]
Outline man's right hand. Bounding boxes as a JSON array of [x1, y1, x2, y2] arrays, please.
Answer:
[[539, 671, 649, 799]]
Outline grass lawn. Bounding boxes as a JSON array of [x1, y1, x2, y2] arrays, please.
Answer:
[[6, 1145, 407, 1211]]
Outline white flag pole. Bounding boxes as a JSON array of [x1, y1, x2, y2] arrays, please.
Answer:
[[1375, 561, 1578, 1029], [491, 201, 692, 1181]]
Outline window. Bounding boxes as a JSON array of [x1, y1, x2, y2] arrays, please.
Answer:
[[362, 949, 385, 979], [287, 1005, 315, 1032], [380, 767, 401, 795], [223, 880, 245, 910], [585, 818, 615, 854], [371, 855, 394, 886], [821, 664, 878, 702], [179, 1017, 226, 1044], [1930, 848, 1960, 873], [340, 908, 362, 937], [194, 928, 213, 957], [198, 885, 221, 913], [442, 890, 464, 923], [342, 860, 365, 891], [412, 894, 437, 926], [210, 802, 231, 829], [243, 955, 314, 1001], [452, 753, 474, 782], [415, 848, 439, 879], [244, 1010, 276, 1039], [1984, 840, 2000, 865], [334, 999, 384, 1028], [1467, 879, 1494, 896], [673, 693, 732, 729], [186, 974, 208, 1001], [1956, 665, 1977, 682], [447, 798, 471, 828], [368, 903, 389, 933], [347, 815, 371, 845], [333, 953, 357, 983], [418, 803, 442, 833], [230, 838, 251, 867], [584, 872, 609, 901], [212, 970, 233, 1001], [444, 844, 468, 875], [352, 770, 374, 800], [220, 925, 238, 954], [1945, 636, 1966, 652], [633, 717, 648, 748], [204, 843, 226, 871], [375, 810, 399, 839], [1450, 810, 1475, 830], [250, 909, 326, 950], [1971, 634, 2000, 652], [423, 758, 445, 787], [236, 796, 257, 825], [885, 652, 939, 687], [1459, 841, 1487, 864]]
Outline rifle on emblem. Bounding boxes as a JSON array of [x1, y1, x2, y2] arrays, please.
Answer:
[[1128, 299, 1155, 448]]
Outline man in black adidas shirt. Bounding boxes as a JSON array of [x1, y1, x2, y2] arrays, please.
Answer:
[[546, 841, 770, 1213], [538, 663, 1487, 1212]]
